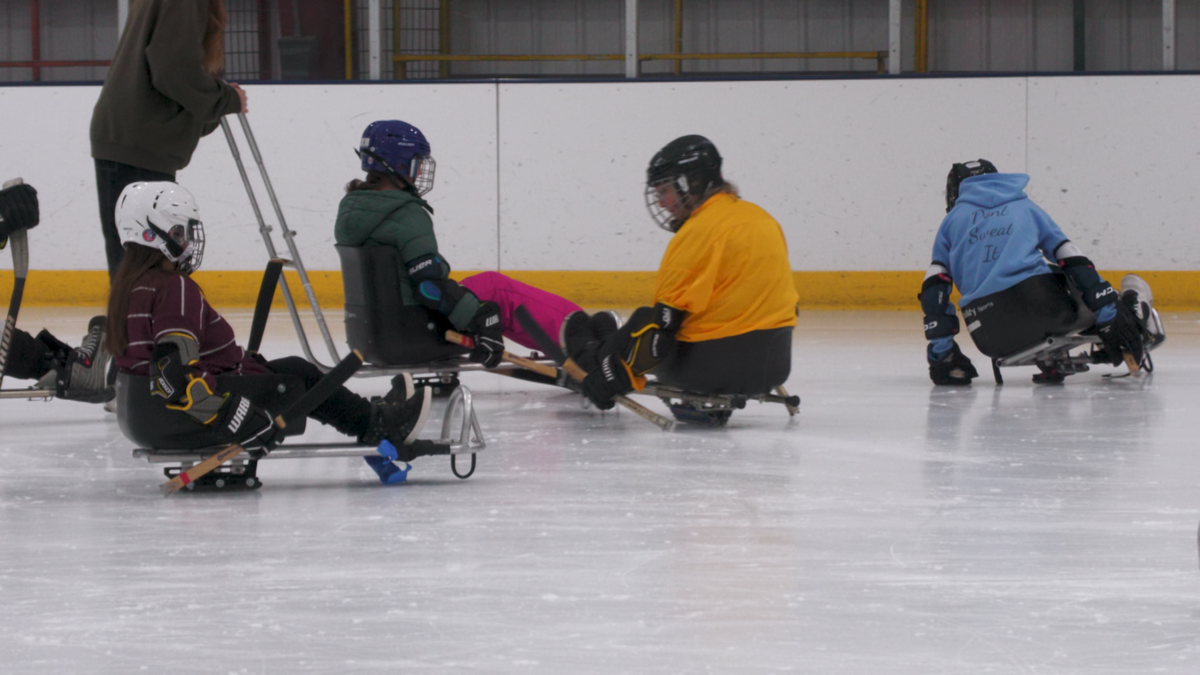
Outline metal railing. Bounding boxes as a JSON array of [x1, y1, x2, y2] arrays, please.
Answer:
[[393, 51, 889, 77]]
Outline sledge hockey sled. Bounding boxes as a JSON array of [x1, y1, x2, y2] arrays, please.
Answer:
[[979, 273, 1159, 384], [219, 113, 554, 390], [119, 371, 485, 491], [643, 384, 800, 427], [0, 179, 113, 404]]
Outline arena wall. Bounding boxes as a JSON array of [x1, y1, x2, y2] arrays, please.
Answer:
[[1, 74, 1197, 308]]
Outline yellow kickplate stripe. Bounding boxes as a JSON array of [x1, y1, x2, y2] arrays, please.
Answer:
[[3, 269, 1199, 310]]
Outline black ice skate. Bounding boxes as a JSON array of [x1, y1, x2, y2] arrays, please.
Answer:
[[360, 386, 440, 462], [37, 316, 114, 403], [1120, 274, 1166, 359]]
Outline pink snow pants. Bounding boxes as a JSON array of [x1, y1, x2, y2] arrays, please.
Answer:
[[459, 272, 583, 351]]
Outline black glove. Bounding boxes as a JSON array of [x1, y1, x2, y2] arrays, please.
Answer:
[[0, 183, 39, 237], [581, 350, 634, 410], [466, 301, 504, 368], [928, 342, 978, 385], [212, 394, 281, 459], [1097, 300, 1145, 367], [150, 349, 193, 405]]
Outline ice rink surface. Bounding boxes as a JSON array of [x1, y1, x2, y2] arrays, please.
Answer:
[[2, 307, 1200, 673]]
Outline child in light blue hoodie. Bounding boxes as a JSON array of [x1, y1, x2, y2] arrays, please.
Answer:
[[918, 160, 1163, 385]]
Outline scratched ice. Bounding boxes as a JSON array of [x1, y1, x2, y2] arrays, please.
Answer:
[[2, 308, 1199, 673]]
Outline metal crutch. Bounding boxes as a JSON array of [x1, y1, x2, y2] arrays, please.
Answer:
[[221, 112, 342, 370]]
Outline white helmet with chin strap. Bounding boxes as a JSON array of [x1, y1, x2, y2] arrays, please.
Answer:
[[115, 181, 205, 273]]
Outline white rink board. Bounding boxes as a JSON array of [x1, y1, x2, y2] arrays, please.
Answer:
[[1026, 76, 1200, 270], [497, 78, 1027, 271], [188, 84, 500, 273], [0, 75, 1198, 272], [0, 83, 499, 272]]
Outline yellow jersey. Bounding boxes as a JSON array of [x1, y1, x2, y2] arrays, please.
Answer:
[[653, 192, 799, 342]]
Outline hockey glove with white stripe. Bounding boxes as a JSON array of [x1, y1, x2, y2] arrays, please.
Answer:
[[212, 394, 282, 459], [1096, 299, 1145, 367], [928, 342, 978, 386], [466, 301, 504, 368], [581, 350, 634, 411]]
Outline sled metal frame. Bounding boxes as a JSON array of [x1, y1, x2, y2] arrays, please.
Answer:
[[0, 387, 53, 400], [642, 383, 801, 419], [221, 113, 554, 381], [989, 334, 1103, 385], [133, 384, 486, 477]]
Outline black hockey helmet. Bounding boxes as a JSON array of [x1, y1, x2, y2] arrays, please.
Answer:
[[645, 135, 724, 232], [945, 159, 998, 212]]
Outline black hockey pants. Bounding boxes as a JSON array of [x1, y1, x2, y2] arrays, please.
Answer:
[[652, 326, 793, 395], [961, 272, 1095, 359], [242, 356, 371, 438]]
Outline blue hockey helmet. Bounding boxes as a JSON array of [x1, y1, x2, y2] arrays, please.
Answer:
[[357, 120, 436, 195], [945, 159, 998, 212]]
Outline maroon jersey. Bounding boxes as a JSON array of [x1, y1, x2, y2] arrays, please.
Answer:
[[115, 269, 267, 389]]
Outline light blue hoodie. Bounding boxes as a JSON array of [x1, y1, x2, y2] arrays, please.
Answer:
[[931, 173, 1070, 307]]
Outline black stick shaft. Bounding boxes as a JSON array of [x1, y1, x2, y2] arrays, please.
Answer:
[[0, 227, 30, 391], [247, 258, 285, 354], [273, 350, 363, 428]]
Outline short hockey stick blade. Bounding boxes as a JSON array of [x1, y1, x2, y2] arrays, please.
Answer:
[[1121, 352, 1148, 379], [444, 330, 559, 378], [246, 258, 285, 354], [774, 385, 801, 416], [513, 305, 673, 432], [160, 350, 365, 496]]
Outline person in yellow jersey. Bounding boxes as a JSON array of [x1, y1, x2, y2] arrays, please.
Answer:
[[562, 135, 799, 414]]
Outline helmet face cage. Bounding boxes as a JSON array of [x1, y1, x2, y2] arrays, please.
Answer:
[[645, 176, 695, 233], [174, 218, 205, 274], [945, 159, 998, 212], [409, 155, 436, 196]]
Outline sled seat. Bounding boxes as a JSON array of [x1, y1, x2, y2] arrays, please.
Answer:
[[336, 245, 469, 367]]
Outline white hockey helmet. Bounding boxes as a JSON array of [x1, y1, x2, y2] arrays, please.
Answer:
[[115, 182, 205, 273]]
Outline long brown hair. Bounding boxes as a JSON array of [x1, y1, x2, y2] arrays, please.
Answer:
[[106, 245, 179, 356], [201, 0, 227, 75]]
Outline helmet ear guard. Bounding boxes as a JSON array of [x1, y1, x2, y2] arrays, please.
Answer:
[[945, 158, 998, 212]]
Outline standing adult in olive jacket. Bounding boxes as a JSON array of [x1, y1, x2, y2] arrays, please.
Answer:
[[90, 0, 247, 279]]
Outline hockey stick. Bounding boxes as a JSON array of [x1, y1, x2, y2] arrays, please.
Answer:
[[1122, 352, 1141, 376], [246, 258, 285, 355], [444, 330, 559, 378], [0, 178, 30, 392], [159, 350, 364, 496], [775, 385, 801, 416], [514, 305, 674, 431]]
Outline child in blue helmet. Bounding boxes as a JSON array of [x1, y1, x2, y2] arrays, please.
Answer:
[[333, 120, 583, 368], [919, 159, 1165, 384]]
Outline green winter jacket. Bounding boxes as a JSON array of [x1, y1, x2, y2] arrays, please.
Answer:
[[334, 189, 480, 330]]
